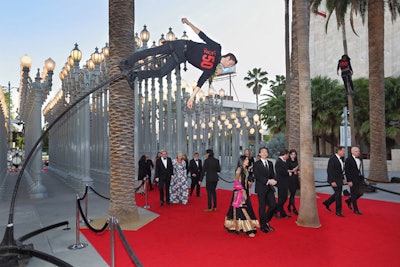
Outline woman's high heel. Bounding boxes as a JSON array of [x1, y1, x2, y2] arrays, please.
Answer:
[[287, 205, 292, 213], [293, 208, 298, 215]]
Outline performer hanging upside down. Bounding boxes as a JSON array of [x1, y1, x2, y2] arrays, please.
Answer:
[[337, 54, 354, 95], [119, 17, 238, 109]]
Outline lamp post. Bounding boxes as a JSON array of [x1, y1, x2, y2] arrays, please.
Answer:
[[20, 54, 55, 198], [4, 82, 19, 153], [239, 107, 248, 153], [253, 113, 260, 154]]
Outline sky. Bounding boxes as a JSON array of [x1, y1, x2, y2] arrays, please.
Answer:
[[0, 0, 286, 111]]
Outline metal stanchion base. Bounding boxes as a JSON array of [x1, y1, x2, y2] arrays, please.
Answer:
[[68, 243, 88, 250]]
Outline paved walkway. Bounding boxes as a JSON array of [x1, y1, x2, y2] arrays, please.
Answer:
[[0, 169, 399, 267]]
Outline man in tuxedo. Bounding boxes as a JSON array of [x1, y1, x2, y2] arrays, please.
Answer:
[[253, 147, 277, 233], [200, 149, 221, 211], [323, 146, 346, 217], [188, 152, 203, 197], [154, 149, 174, 206], [275, 149, 291, 218], [344, 146, 364, 215]]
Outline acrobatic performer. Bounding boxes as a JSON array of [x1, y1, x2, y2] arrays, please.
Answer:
[[119, 17, 238, 109], [337, 54, 354, 95]]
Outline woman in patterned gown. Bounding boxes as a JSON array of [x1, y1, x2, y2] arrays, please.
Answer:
[[170, 152, 189, 204], [224, 155, 260, 237]]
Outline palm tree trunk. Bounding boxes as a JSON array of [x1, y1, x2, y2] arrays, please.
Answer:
[[368, 0, 389, 182], [295, 0, 320, 228], [285, 0, 292, 148], [108, 0, 139, 223], [288, 0, 300, 153], [341, 20, 356, 147]]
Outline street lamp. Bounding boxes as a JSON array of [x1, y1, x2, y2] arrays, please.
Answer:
[[19, 53, 55, 198]]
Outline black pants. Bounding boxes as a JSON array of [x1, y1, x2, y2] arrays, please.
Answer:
[[206, 181, 218, 209], [158, 179, 171, 204], [341, 72, 354, 93], [325, 185, 343, 213], [346, 182, 363, 211], [288, 175, 299, 209], [190, 176, 200, 196], [257, 188, 277, 227], [126, 40, 187, 80], [277, 181, 289, 215]]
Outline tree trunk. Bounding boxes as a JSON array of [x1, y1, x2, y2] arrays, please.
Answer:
[[341, 20, 356, 147], [108, 0, 139, 223], [368, 0, 388, 182], [288, 0, 300, 153], [295, 0, 320, 228], [285, 0, 292, 148]]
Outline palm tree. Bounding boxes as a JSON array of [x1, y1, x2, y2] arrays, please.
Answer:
[[244, 68, 268, 112], [295, 0, 320, 228], [310, 0, 360, 147], [287, 0, 300, 154], [108, 0, 139, 224], [368, 0, 388, 182], [311, 76, 345, 156], [259, 75, 286, 134], [385, 77, 400, 145], [284, 0, 293, 149]]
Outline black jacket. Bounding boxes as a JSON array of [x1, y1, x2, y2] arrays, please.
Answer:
[[200, 157, 220, 183]]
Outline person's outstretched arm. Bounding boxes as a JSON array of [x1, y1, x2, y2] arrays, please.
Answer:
[[181, 17, 200, 35]]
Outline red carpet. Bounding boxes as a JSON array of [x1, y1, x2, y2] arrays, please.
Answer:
[[82, 188, 400, 267]]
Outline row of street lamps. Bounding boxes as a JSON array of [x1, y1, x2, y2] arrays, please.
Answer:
[[41, 24, 262, 189]]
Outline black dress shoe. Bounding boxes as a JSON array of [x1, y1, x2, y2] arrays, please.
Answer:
[[336, 212, 344, 217], [354, 210, 363, 215], [280, 214, 292, 218], [160, 202, 164, 206], [266, 223, 275, 232], [322, 201, 331, 212], [260, 227, 269, 233], [346, 200, 352, 210]]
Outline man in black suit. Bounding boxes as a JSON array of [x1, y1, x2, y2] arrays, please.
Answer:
[[344, 146, 364, 215], [154, 149, 174, 206], [275, 149, 291, 218], [323, 146, 346, 217], [253, 147, 277, 233], [188, 152, 203, 197], [200, 149, 220, 212]]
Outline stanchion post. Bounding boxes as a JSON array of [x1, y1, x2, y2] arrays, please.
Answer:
[[110, 216, 115, 267], [68, 194, 88, 250], [143, 178, 150, 209], [85, 184, 93, 222]]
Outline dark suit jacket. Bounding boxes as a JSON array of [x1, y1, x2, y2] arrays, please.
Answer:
[[253, 159, 275, 194], [275, 157, 290, 185], [188, 159, 202, 178], [200, 157, 220, 182], [155, 157, 173, 182], [327, 154, 344, 185], [345, 156, 363, 184]]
